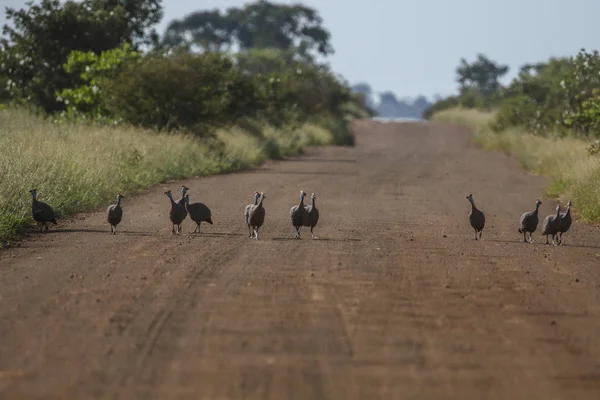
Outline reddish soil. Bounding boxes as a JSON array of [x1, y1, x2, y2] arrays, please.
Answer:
[[1, 120, 600, 399]]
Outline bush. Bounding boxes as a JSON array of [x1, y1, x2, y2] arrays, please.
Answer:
[[0, 0, 162, 113], [104, 50, 267, 134]]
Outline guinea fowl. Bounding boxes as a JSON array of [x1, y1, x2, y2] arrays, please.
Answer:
[[175, 185, 189, 206], [518, 199, 542, 243], [164, 189, 187, 235], [542, 204, 562, 246], [107, 192, 125, 234], [302, 192, 319, 239], [247, 192, 266, 240], [466, 194, 485, 240], [184, 194, 213, 234], [244, 191, 260, 238], [290, 190, 307, 239], [558, 200, 572, 245], [29, 189, 57, 232]]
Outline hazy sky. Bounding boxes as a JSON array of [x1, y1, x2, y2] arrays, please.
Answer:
[[1, 0, 599, 101]]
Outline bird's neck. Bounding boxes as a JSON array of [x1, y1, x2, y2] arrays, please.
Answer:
[[469, 199, 476, 210]]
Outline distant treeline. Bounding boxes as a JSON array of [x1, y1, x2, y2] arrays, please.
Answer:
[[424, 51, 600, 139], [351, 83, 432, 119]]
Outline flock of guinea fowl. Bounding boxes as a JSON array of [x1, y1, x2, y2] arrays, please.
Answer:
[[28, 186, 319, 240], [28, 187, 572, 245]]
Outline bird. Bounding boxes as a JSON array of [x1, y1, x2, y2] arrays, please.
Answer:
[[302, 192, 319, 239], [184, 194, 213, 234], [164, 189, 187, 235], [557, 200, 572, 245], [290, 190, 308, 239], [466, 194, 485, 240], [29, 189, 57, 232], [175, 185, 189, 206], [247, 192, 266, 240], [541, 204, 562, 246], [244, 191, 260, 238], [518, 199, 542, 243], [107, 192, 125, 234]]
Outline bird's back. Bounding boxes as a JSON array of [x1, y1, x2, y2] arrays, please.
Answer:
[[542, 214, 559, 234], [520, 211, 538, 232], [187, 202, 212, 222], [33, 199, 56, 223], [107, 204, 123, 224], [469, 208, 485, 230], [559, 211, 572, 232], [290, 204, 305, 225], [303, 205, 319, 227], [170, 201, 187, 223], [248, 204, 265, 226]]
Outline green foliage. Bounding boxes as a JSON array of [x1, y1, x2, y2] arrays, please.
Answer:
[[102, 50, 267, 133], [56, 43, 142, 120], [0, 0, 162, 113], [428, 49, 600, 140], [162, 0, 333, 59], [456, 54, 509, 102]]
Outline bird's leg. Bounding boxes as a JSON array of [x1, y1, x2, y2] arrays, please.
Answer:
[[479, 230, 483, 239], [311, 226, 317, 239], [172, 224, 176, 235], [197, 222, 201, 234], [39, 222, 44, 232], [473, 229, 477, 240], [254, 228, 259, 240], [558, 232, 563, 245], [44, 222, 49, 232], [247, 224, 252, 238], [529, 232, 535, 243], [191, 223, 198, 234], [545, 235, 549, 245], [523, 231, 527, 243]]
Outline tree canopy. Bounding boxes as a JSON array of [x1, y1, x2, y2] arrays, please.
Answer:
[[162, 0, 333, 59]]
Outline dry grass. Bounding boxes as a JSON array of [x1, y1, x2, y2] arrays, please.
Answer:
[[0, 108, 338, 243], [432, 107, 600, 222]]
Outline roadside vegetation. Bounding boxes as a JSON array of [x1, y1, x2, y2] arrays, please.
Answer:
[[0, 0, 373, 244], [425, 50, 600, 222]]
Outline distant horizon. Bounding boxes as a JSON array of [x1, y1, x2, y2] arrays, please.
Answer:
[[1, 0, 599, 101]]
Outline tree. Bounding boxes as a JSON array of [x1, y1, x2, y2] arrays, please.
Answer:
[[162, 0, 333, 59], [0, 0, 162, 112], [456, 54, 509, 99]]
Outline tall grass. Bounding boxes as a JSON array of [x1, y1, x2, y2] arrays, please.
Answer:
[[0, 108, 340, 243], [432, 107, 600, 222]]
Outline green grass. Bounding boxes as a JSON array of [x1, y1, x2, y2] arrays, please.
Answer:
[[0, 107, 346, 243], [432, 107, 600, 222]]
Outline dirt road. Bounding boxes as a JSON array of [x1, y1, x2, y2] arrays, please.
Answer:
[[1, 120, 600, 399]]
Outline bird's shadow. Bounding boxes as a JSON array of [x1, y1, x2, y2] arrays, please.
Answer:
[[186, 232, 245, 238], [486, 238, 600, 249], [270, 236, 361, 242], [29, 229, 154, 236]]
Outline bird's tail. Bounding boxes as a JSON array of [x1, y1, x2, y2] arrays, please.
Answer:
[[51, 219, 57, 225], [518, 227, 522, 233], [207, 217, 213, 225]]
